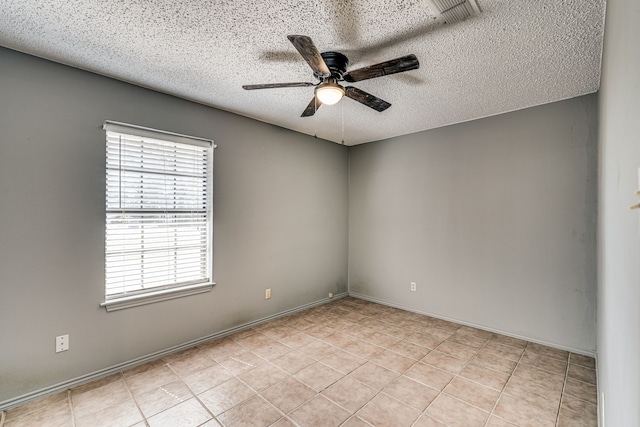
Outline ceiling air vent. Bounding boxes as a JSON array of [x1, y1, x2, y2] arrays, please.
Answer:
[[426, 0, 481, 24]]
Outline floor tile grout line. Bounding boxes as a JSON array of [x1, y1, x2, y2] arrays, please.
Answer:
[[68, 372, 126, 424], [483, 339, 528, 427], [499, 350, 571, 393], [555, 354, 572, 427], [340, 414, 375, 427], [196, 379, 251, 423], [251, 394, 288, 426], [67, 390, 76, 427], [241, 370, 313, 418], [569, 360, 597, 370], [561, 376, 598, 404], [119, 370, 150, 426], [514, 359, 569, 378], [443, 338, 495, 425], [277, 416, 301, 427], [320, 384, 377, 420], [163, 361, 223, 426], [418, 331, 491, 426]]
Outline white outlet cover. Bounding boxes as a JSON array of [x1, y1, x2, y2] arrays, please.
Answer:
[[56, 334, 69, 352]]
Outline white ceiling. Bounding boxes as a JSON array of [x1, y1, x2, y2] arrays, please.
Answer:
[[0, 0, 606, 145]]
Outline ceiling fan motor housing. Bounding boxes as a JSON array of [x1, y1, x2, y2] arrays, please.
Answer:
[[318, 51, 349, 79]]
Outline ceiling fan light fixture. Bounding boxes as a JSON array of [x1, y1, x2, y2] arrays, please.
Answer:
[[315, 82, 345, 105]]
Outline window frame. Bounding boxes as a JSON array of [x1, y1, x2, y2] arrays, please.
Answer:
[[100, 121, 215, 312]]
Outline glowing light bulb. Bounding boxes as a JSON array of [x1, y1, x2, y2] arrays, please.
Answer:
[[315, 82, 345, 105]]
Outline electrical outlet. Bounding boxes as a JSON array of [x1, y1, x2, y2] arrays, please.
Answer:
[[56, 335, 69, 353], [265, 288, 271, 299], [328, 292, 334, 298], [410, 282, 417, 292]]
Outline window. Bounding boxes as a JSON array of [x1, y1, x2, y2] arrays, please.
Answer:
[[101, 121, 214, 311]]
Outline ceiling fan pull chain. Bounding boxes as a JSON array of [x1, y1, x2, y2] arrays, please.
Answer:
[[341, 103, 345, 145]]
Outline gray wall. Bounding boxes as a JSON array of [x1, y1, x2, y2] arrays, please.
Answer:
[[598, 0, 640, 424], [0, 47, 348, 404], [1, 39, 616, 411], [349, 95, 598, 354]]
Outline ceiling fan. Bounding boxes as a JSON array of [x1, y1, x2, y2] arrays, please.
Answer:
[[243, 35, 420, 117]]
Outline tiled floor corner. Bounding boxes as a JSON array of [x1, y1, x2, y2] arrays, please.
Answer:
[[0, 297, 598, 426]]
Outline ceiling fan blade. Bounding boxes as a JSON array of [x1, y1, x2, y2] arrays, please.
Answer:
[[287, 35, 331, 77], [301, 97, 322, 117], [344, 87, 391, 112], [343, 54, 420, 83], [243, 82, 315, 90]]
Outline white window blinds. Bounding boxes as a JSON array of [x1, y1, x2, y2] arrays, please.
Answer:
[[104, 121, 213, 300]]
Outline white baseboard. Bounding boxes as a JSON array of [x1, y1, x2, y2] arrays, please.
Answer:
[[348, 291, 596, 357], [0, 292, 348, 412]]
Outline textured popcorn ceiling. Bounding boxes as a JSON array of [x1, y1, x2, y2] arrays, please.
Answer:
[[0, 0, 605, 145]]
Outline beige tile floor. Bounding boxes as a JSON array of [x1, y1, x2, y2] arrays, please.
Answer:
[[1, 297, 598, 427]]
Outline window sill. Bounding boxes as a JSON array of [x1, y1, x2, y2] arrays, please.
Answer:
[[100, 282, 215, 312]]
